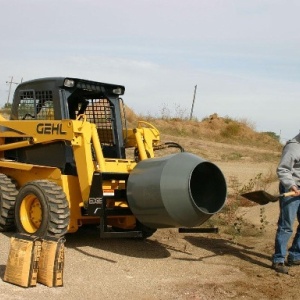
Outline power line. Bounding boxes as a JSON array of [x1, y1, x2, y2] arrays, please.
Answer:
[[5, 76, 22, 104]]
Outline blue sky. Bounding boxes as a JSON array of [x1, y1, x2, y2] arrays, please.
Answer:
[[0, 0, 299, 142]]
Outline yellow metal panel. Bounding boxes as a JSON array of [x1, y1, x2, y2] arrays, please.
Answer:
[[0, 164, 62, 186], [60, 175, 84, 233], [0, 120, 75, 142], [104, 160, 136, 173]]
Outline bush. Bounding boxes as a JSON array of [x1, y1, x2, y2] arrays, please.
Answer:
[[220, 123, 241, 138], [263, 131, 280, 142]]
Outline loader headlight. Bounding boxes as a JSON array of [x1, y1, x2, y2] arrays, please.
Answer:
[[64, 79, 75, 88], [112, 87, 124, 95]]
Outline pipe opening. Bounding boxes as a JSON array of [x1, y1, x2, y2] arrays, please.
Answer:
[[190, 162, 227, 214]]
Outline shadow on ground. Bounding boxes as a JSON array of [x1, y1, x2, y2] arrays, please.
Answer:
[[0, 265, 5, 280], [65, 226, 171, 259], [184, 235, 272, 269]]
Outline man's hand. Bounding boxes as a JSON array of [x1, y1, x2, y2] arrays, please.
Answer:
[[290, 185, 300, 196]]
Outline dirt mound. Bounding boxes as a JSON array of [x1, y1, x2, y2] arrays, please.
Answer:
[[130, 112, 282, 152]]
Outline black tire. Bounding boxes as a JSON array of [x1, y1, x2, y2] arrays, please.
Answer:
[[0, 174, 18, 232], [15, 180, 70, 237]]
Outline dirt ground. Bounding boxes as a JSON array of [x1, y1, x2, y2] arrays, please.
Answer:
[[1, 160, 299, 299]]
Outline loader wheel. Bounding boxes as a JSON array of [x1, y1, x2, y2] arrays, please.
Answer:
[[0, 174, 18, 232], [15, 180, 70, 237]]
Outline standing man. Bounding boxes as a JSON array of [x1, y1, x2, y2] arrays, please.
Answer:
[[272, 133, 300, 274]]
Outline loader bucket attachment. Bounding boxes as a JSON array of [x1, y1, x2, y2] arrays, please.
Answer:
[[127, 152, 227, 228]]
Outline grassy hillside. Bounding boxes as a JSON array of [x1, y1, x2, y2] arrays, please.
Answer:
[[126, 107, 282, 163]]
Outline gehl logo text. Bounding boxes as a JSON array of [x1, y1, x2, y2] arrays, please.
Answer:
[[36, 123, 67, 135]]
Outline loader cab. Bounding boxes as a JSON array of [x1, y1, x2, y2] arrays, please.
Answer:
[[10, 77, 127, 159]]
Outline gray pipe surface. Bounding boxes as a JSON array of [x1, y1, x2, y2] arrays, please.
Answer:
[[127, 152, 227, 228]]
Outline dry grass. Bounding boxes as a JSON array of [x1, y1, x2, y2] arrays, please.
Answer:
[[131, 112, 281, 149], [126, 109, 282, 163]]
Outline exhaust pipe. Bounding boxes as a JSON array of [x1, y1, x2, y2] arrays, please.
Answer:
[[127, 152, 227, 228]]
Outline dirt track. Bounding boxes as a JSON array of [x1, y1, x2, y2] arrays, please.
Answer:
[[1, 162, 299, 300], [1, 216, 299, 300]]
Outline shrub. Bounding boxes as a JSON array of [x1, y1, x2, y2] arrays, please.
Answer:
[[220, 123, 241, 138], [263, 131, 280, 142]]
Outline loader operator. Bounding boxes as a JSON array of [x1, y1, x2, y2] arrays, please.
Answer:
[[272, 133, 300, 274]]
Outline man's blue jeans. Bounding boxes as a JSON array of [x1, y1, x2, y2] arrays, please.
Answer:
[[273, 186, 300, 263]]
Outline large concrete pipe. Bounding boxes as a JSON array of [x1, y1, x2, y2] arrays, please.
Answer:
[[127, 152, 227, 228]]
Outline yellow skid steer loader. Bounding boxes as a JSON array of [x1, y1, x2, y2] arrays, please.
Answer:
[[0, 77, 227, 238]]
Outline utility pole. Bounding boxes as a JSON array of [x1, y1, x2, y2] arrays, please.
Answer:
[[189, 85, 197, 120], [6, 76, 22, 104]]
